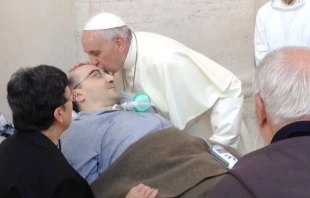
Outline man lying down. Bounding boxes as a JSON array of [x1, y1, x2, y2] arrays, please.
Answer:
[[61, 64, 172, 184], [61, 64, 240, 198]]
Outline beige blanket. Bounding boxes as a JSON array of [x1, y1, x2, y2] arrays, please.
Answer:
[[91, 127, 239, 198]]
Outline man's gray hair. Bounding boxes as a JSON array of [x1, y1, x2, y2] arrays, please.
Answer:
[[96, 26, 132, 42], [253, 46, 310, 127]]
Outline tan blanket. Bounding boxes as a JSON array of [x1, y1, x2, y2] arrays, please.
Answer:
[[90, 127, 239, 198]]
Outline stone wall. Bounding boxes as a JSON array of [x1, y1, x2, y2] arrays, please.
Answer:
[[0, 0, 76, 121]]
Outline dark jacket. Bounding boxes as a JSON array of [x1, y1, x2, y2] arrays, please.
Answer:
[[0, 131, 94, 198], [208, 121, 310, 198]]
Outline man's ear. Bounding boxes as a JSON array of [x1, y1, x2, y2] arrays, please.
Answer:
[[115, 36, 126, 53], [73, 89, 85, 102], [255, 94, 267, 127], [54, 107, 64, 123]]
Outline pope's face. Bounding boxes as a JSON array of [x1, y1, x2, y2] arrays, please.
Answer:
[[81, 30, 125, 73]]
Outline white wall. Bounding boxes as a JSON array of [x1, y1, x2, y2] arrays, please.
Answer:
[[255, 0, 270, 12], [0, 0, 76, 121]]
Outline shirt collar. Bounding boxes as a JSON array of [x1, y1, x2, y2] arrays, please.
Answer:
[[281, 0, 296, 5], [123, 33, 137, 70], [16, 131, 57, 149], [271, 121, 310, 144], [75, 109, 117, 120]]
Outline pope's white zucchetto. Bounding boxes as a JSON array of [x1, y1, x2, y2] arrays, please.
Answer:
[[83, 12, 126, 30]]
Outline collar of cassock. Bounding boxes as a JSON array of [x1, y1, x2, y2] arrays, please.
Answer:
[[271, 121, 310, 144], [281, 0, 296, 5]]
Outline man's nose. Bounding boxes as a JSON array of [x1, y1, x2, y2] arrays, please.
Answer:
[[105, 73, 115, 82]]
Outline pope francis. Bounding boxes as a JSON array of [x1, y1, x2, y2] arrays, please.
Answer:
[[78, 12, 249, 152]]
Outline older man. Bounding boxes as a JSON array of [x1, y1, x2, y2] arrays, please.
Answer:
[[208, 46, 310, 197], [61, 64, 173, 184], [254, 0, 310, 65], [75, 11, 247, 152]]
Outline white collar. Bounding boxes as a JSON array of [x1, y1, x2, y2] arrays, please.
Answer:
[[281, 0, 296, 5], [272, 0, 304, 11], [123, 33, 137, 70]]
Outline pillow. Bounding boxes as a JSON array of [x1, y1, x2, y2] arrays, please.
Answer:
[[72, 111, 78, 120], [0, 136, 5, 144]]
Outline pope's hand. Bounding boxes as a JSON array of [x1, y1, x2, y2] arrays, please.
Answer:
[[125, 184, 159, 198], [208, 139, 221, 145], [69, 62, 90, 72]]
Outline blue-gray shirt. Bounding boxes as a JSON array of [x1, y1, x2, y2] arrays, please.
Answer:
[[61, 102, 172, 184]]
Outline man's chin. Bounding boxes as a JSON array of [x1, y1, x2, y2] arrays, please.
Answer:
[[111, 92, 121, 103], [108, 87, 119, 94]]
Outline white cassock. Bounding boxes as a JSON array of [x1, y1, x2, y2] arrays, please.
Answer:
[[115, 31, 249, 152], [254, 0, 310, 66]]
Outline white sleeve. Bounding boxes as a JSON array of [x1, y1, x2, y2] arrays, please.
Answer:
[[254, 10, 270, 66], [208, 75, 243, 148]]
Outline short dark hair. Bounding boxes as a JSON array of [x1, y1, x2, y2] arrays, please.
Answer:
[[7, 65, 68, 133]]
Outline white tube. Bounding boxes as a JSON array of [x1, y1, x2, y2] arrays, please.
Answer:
[[121, 101, 151, 111]]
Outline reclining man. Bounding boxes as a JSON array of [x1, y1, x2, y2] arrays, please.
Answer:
[[61, 64, 173, 184], [61, 64, 240, 198]]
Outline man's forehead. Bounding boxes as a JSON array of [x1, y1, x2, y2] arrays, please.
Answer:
[[82, 31, 103, 43], [82, 31, 106, 53], [82, 30, 94, 40], [71, 65, 98, 79]]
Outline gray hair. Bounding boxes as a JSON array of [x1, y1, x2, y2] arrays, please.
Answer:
[[253, 46, 310, 127], [96, 25, 132, 43]]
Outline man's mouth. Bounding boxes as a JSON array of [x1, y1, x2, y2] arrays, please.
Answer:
[[107, 83, 115, 89], [107, 86, 115, 89]]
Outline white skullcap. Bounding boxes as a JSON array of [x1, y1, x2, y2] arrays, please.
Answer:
[[83, 12, 126, 30]]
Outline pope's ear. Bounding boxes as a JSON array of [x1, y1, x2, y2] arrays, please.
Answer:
[[115, 36, 126, 53]]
